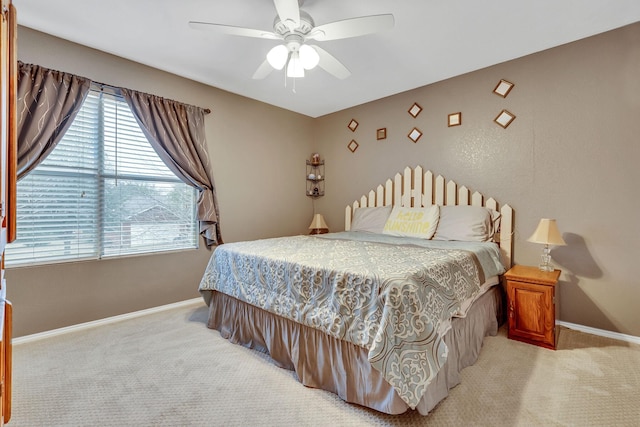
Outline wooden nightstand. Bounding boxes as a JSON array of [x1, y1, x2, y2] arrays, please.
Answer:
[[505, 265, 561, 350]]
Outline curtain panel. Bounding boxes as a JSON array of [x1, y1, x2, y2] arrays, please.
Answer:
[[120, 89, 223, 247], [16, 61, 91, 178]]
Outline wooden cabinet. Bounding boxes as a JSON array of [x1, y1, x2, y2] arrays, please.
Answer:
[[505, 265, 561, 350], [0, 1, 16, 424]]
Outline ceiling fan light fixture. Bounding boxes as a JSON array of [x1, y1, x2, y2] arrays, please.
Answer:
[[267, 44, 289, 70], [190, 3, 393, 82], [286, 51, 304, 78], [299, 44, 320, 70]]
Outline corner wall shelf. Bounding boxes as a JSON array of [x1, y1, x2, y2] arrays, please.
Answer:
[[306, 160, 325, 198]]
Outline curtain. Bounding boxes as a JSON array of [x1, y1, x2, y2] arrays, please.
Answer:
[[16, 61, 91, 178], [120, 89, 223, 247]]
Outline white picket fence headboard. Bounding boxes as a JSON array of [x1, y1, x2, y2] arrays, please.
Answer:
[[345, 166, 514, 267]]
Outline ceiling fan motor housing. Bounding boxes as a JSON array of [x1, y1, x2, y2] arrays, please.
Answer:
[[273, 10, 314, 37]]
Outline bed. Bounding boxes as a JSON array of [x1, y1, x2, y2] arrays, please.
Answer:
[[199, 166, 513, 415]]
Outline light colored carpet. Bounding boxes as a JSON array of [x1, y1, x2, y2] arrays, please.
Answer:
[[11, 301, 640, 426]]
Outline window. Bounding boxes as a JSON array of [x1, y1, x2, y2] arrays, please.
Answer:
[[6, 89, 198, 266]]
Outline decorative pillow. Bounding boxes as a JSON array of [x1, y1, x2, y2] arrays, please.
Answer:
[[350, 205, 393, 234], [382, 205, 440, 239], [432, 205, 501, 242]]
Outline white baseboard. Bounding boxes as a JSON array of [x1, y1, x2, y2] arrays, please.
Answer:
[[14, 300, 639, 347], [557, 321, 640, 345], [13, 297, 205, 346]]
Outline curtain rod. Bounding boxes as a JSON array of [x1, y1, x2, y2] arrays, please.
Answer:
[[93, 81, 211, 115], [18, 61, 212, 115]]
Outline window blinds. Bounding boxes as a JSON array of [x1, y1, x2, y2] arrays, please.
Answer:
[[6, 90, 197, 266]]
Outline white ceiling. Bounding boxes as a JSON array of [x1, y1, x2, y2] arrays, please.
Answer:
[[14, 0, 640, 118]]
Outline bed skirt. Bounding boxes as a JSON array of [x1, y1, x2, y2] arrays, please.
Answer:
[[206, 286, 503, 415]]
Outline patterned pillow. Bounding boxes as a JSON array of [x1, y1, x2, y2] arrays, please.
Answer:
[[382, 205, 440, 239]]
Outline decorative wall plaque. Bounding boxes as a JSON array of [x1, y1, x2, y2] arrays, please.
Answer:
[[408, 128, 422, 143], [448, 112, 462, 127], [408, 103, 422, 118], [493, 79, 514, 98], [494, 110, 516, 128]]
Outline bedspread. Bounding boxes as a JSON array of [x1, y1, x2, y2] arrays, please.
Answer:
[[199, 232, 505, 408]]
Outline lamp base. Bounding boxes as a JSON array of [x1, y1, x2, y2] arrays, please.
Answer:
[[538, 263, 555, 272], [538, 245, 554, 271], [309, 228, 328, 235]]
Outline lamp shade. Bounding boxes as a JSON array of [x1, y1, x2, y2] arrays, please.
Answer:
[[527, 219, 566, 246], [299, 45, 320, 70], [308, 214, 328, 230], [286, 51, 304, 78], [266, 44, 288, 70]]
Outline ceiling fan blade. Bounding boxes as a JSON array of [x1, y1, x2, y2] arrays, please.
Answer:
[[273, 0, 300, 30], [311, 45, 351, 79], [189, 21, 280, 40], [307, 14, 394, 41], [252, 59, 274, 80]]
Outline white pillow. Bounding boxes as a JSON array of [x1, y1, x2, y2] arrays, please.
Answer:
[[432, 205, 501, 242], [350, 205, 392, 233], [382, 205, 440, 239]]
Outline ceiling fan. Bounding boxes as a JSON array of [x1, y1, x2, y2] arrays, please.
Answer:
[[189, 0, 394, 80]]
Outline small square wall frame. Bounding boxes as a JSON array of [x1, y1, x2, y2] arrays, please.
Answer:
[[494, 109, 516, 128], [493, 79, 514, 98], [448, 112, 462, 127], [408, 128, 422, 143], [408, 103, 422, 118]]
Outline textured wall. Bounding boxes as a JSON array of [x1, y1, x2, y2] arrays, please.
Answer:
[[314, 23, 640, 337]]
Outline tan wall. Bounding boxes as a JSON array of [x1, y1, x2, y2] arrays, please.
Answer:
[[314, 23, 640, 337], [9, 27, 315, 337]]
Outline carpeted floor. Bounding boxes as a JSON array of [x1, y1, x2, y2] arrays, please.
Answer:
[[11, 301, 640, 426]]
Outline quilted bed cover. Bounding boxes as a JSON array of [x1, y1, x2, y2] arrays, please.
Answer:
[[199, 231, 505, 408]]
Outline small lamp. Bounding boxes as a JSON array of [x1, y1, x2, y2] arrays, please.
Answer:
[[308, 214, 329, 235], [527, 218, 566, 272]]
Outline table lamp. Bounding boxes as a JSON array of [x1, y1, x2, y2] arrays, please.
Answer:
[[308, 214, 329, 235], [527, 218, 566, 272]]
